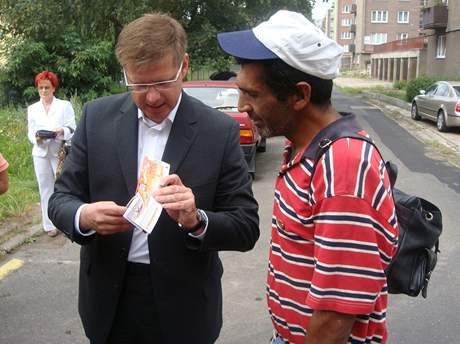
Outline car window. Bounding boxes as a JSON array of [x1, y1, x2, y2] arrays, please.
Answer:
[[453, 86, 460, 97], [425, 84, 438, 96], [183, 86, 239, 109], [434, 84, 449, 97]]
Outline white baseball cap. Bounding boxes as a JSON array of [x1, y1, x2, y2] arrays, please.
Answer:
[[217, 10, 344, 80]]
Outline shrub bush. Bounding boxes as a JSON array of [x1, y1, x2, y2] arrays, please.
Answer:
[[406, 76, 437, 102], [393, 80, 407, 90]]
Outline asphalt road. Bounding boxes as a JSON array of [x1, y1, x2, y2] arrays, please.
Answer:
[[1, 89, 460, 343]]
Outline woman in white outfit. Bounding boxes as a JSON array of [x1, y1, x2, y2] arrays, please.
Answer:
[[27, 71, 76, 237]]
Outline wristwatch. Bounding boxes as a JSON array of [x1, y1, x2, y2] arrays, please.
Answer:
[[178, 209, 206, 233]]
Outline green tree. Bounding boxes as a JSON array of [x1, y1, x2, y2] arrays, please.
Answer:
[[0, 0, 313, 104]]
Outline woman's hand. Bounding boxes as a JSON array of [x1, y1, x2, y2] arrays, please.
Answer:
[[53, 127, 65, 137]]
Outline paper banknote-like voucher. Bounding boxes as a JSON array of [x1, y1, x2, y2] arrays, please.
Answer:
[[123, 156, 170, 233]]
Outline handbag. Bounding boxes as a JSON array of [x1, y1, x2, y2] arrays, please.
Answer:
[[36, 129, 57, 139], [55, 127, 74, 179], [385, 187, 442, 297]]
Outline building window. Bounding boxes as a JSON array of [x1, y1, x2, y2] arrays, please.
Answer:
[[369, 33, 388, 45], [343, 4, 350, 13], [436, 35, 446, 58], [371, 10, 388, 23], [396, 32, 409, 40], [397, 11, 409, 23], [341, 31, 352, 39], [341, 18, 352, 26]]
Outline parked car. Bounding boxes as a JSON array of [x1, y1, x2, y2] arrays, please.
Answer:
[[183, 81, 266, 176], [411, 81, 460, 132]]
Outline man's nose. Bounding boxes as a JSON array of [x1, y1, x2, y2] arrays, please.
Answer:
[[145, 86, 161, 102], [238, 100, 251, 114]]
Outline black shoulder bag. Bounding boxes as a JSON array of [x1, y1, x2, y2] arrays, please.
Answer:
[[310, 131, 442, 298]]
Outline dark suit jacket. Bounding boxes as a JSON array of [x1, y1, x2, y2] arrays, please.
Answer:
[[48, 92, 259, 344]]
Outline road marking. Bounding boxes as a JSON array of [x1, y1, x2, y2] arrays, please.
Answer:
[[0, 258, 24, 280]]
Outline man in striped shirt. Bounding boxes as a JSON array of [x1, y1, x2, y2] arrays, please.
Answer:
[[218, 10, 398, 344]]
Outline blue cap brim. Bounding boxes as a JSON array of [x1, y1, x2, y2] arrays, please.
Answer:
[[217, 30, 278, 60]]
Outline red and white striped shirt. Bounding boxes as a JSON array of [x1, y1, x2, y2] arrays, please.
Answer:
[[267, 114, 398, 344]]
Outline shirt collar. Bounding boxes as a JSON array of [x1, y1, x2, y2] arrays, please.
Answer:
[[137, 93, 182, 129], [279, 112, 361, 173]]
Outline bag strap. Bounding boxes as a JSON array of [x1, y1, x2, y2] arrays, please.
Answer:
[[64, 126, 75, 134], [309, 130, 398, 191]]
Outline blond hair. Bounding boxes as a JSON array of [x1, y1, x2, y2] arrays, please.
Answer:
[[115, 12, 187, 68]]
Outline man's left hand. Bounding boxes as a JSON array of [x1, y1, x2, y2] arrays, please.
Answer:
[[153, 174, 199, 229]]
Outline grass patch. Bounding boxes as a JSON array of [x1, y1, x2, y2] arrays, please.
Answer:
[[340, 70, 371, 79], [337, 84, 406, 102], [369, 86, 406, 101], [0, 106, 40, 220], [338, 86, 364, 95], [423, 140, 460, 169]]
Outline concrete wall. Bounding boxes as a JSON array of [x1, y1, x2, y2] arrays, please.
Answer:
[[424, 1, 460, 77]]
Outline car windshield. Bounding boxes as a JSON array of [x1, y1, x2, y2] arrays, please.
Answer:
[[183, 86, 239, 111], [453, 86, 460, 97]]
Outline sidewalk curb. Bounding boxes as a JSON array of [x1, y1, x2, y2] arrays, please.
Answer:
[[360, 93, 460, 166], [362, 91, 411, 112], [0, 224, 43, 255]]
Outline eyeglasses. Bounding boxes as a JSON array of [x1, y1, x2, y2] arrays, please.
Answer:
[[123, 61, 183, 93], [38, 86, 51, 90]]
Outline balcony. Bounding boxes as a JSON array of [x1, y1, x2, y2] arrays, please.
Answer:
[[373, 37, 427, 54], [350, 24, 356, 33], [422, 5, 448, 29]]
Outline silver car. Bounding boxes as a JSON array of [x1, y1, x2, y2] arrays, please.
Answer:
[[411, 81, 460, 132]]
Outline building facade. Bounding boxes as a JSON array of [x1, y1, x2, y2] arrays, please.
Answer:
[[422, 0, 460, 77], [334, 0, 355, 69], [354, 0, 422, 70], [333, 0, 422, 71]]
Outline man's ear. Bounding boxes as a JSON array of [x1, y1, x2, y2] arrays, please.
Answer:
[[292, 82, 311, 111]]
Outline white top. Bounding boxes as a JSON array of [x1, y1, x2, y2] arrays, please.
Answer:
[[27, 97, 76, 157]]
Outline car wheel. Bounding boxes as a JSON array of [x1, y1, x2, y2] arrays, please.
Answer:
[[411, 102, 421, 120], [257, 137, 266, 153], [437, 110, 448, 132]]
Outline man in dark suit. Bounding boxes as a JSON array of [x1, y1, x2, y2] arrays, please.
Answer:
[[48, 12, 259, 344]]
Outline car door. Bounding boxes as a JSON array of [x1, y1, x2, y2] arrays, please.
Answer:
[[445, 85, 459, 119], [417, 84, 438, 117], [428, 83, 450, 120]]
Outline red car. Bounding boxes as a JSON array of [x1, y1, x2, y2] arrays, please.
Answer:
[[183, 81, 266, 176]]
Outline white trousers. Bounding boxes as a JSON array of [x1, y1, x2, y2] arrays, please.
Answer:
[[33, 154, 58, 231]]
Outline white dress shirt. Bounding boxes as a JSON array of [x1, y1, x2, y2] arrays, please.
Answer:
[[127, 97, 179, 263]]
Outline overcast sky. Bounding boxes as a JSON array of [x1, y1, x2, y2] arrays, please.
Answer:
[[312, 0, 333, 24]]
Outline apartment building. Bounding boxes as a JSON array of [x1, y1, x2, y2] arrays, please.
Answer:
[[322, 1, 337, 41], [334, 0, 355, 68], [422, 0, 460, 77], [334, 0, 422, 71]]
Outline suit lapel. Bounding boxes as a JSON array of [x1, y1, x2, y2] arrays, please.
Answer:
[[162, 93, 198, 173], [115, 95, 139, 197]]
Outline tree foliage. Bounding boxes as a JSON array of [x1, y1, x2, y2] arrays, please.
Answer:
[[0, 0, 313, 104]]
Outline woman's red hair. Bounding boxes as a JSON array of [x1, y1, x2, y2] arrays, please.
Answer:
[[34, 71, 59, 89]]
